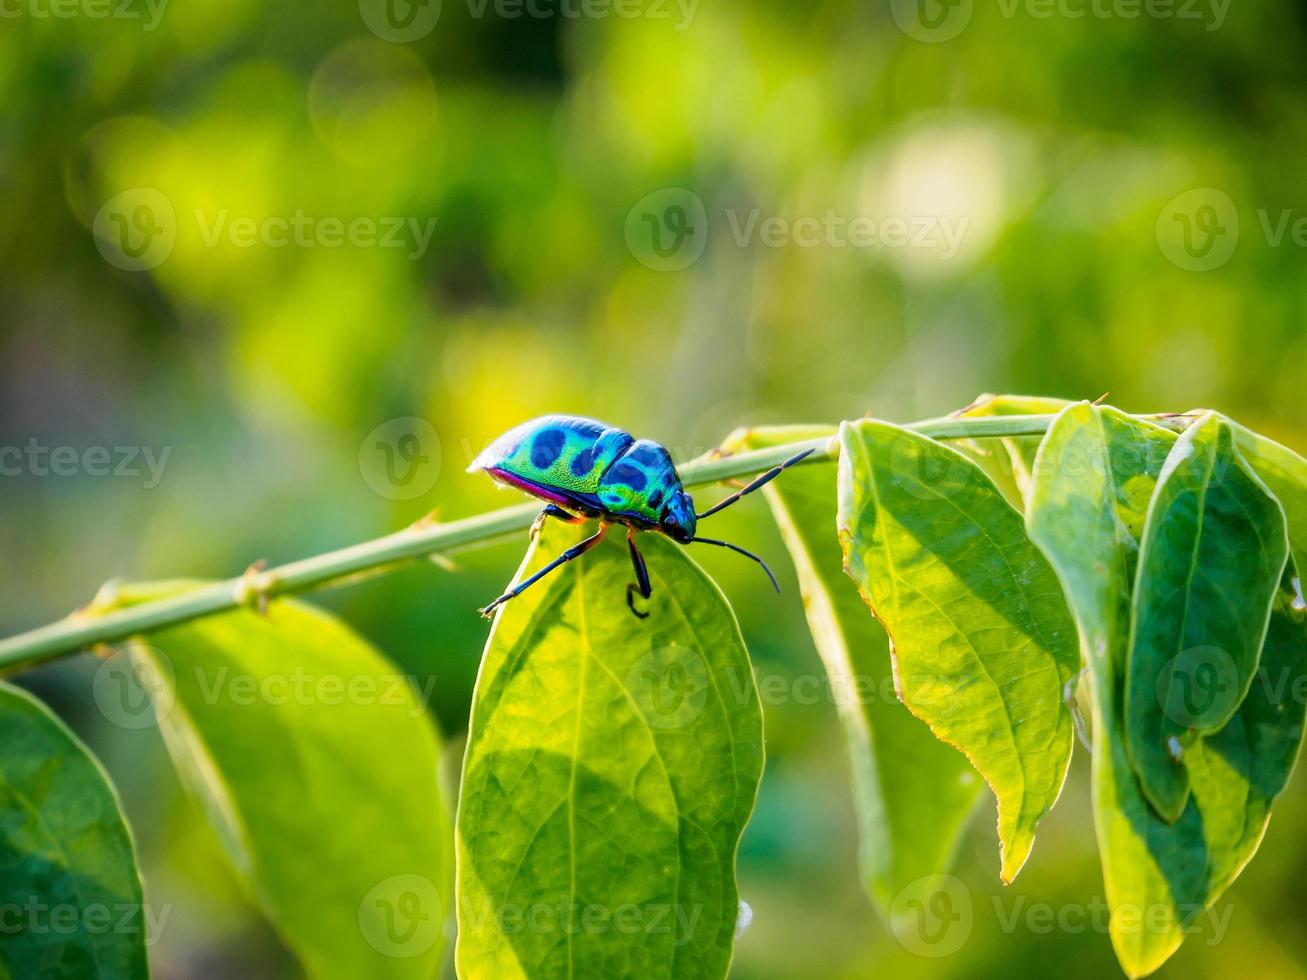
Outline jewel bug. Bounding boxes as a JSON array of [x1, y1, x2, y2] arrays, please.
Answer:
[[468, 415, 814, 619]]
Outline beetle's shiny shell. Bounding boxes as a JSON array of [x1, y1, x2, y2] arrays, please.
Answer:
[[468, 414, 684, 528]]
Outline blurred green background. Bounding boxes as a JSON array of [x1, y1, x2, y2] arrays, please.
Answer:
[[2, 0, 1306, 976]]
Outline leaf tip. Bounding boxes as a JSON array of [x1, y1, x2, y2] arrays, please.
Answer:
[[997, 834, 1033, 886]]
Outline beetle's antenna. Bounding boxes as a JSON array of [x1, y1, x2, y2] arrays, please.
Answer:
[[695, 447, 816, 520], [690, 537, 781, 592]]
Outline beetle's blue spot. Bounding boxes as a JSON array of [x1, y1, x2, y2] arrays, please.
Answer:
[[531, 428, 565, 469], [570, 447, 594, 477], [648, 488, 664, 509], [630, 444, 666, 467], [600, 489, 624, 508], [608, 463, 647, 491]]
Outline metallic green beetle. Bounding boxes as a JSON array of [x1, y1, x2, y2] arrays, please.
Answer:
[[468, 414, 813, 619]]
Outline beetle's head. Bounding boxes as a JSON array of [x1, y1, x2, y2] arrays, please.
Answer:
[[660, 491, 697, 543]]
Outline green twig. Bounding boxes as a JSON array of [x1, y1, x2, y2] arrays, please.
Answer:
[[0, 412, 1198, 672]]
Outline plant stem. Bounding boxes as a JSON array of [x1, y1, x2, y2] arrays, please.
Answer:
[[0, 412, 1197, 671]]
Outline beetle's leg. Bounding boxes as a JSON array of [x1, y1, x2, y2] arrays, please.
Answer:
[[529, 503, 583, 540], [625, 530, 653, 620], [480, 524, 607, 619], [695, 447, 817, 520]]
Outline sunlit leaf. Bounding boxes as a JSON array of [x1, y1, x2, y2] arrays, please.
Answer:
[[1027, 403, 1307, 978], [727, 425, 981, 916], [1193, 579, 1307, 891], [457, 524, 762, 980], [109, 582, 452, 980], [1123, 413, 1290, 821], [836, 419, 1079, 883], [1229, 420, 1307, 580], [958, 393, 1073, 506], [0, 682, 148, 980]]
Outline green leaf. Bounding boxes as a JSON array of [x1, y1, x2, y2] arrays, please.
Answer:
[[726, 425, 981, 916], [1192, 579, 1307, 893], [108, 583, 452, 980], [456, 524, 762, 980], [1123, 413, 1290, 820], [1026, 403, 1307, 977], [0, 681, 148, 980], [1229, 420, 1307, 579], [958, 393, 1073, 505], [836, 419, 1079, 883]]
